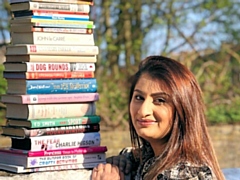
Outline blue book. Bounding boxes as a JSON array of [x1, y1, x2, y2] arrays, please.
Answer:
[[7, 78, 97, 94], [30, 16, 90, 21]]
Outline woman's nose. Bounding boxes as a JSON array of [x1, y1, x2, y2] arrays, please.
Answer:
[[137, 99, 153, 118]]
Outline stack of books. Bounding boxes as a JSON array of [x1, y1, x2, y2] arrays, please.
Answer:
[[0, 0, 107, 173]]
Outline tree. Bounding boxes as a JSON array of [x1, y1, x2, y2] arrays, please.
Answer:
[[92, 0, 240, 129]]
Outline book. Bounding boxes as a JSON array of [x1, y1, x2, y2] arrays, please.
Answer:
[[6, 78, 97, 94], [10, 2, 90, 12], [10, 0, 93, 5], [13, 10, 90, 19], [6, 44, 98, 55], [1, 124, 100, 138], [17, 15, 90, 21], [11, 22, 95, 28], [6, 102, 96, 119], [10, 0, 94, 5], [3, 71, 95, 79], [0, 152, 106, 168], [0, 162, 100, 173], [10, 18, 94, 25], [11, 32, 95, 45], [4, 62, 96, 72], [5, 55, 97, 63], [0, 146, 107, 157], [1, 93, 99, 104], [11, 132, 101, 151], [6, 115, 101, 128], [10, 25, 93, 34]]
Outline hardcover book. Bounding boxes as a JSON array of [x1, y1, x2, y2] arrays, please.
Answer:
[[6, 78, 97, 94], [1, 93, 99, 104], [6, 44, 98, 55], [5, 55, 97, 63], [10, 2, 90, 12], [1, 123, 100, 138], [4, 62, 96, 72], [11, 132, 101, 151], [6, 115, 101, 128], [0, 146, 107, 156], [11, 32, 95, 45], [3, 71, 95, 79], [6, 102, 96, 119], [0, 152, 106, 168]]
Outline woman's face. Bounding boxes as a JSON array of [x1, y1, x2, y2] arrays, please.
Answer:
[[130, 73, 174, 145]]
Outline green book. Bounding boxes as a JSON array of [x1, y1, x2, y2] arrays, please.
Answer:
[[6, 116, 101, 128]]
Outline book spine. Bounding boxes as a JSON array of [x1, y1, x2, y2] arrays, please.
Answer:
[[2, 93, 99, 104], [20, 79, 97, 94], [28, 146, 107, 157], [22, 62, 95, 72], [24, 45, 98, 55], [32, 22, 94, 28], [12, 32, 94, 45], [27, 103, 96, 119], [12, 2, 90, 13], [30, 15, 89, 21], [3, 71, 95, 79], [14, 11, 89, 18], [7, 115, 101, 128], [24, 124, 100, 137], [10, 0, 93, 5], [11, 132, 101, 151], [26, 153, 105, 168], [30, 27, 93, 34]]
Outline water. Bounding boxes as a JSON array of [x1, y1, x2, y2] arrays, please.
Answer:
[[223, 168, 240, 180]]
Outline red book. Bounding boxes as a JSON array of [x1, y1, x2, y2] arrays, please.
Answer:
[[3, 71, 95, 79], [0, 146, 107, 157]]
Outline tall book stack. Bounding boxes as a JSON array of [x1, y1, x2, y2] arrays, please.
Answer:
[[0, 0, 107, 173]]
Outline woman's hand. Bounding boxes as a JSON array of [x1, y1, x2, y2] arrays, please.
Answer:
[[106, 155, 132, 174], [91, 163, 124, 180]]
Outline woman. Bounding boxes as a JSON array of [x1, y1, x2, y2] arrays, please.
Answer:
[[92, 56, 225, 180]]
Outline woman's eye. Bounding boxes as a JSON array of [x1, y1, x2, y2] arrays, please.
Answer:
[[154, 98, 165, 104], [134, 95, 143, 100]]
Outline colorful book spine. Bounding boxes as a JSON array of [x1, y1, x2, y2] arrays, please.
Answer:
[[7, 115, 101, 128], [0, 152, 106, 168], [11, 32, 95, 45], [2, 124, 100, 138], [6, 102, 96, 119], [27, 15, 89, 21], [0, 162, 99, 173], [3, 71, 95, 79], [6, 45, 98, 55], [11, 2, 90, 12], [1, 146, 107, 157], [4, 62, 96, 72], [20, 22, 94, 28], [7, 78, 97, 94], [11, 132, 101, 151], [10, 0, 94, 5], [1, 93, 99, 104]]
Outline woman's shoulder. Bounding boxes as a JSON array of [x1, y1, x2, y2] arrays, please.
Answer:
[[157, 162, 216, 180]]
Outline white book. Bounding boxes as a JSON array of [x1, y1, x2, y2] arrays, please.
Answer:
[[0, 152, 106, 168], [11, 32, 95, 45]]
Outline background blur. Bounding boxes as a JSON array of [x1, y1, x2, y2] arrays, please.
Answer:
[[0, 0, 239, 169]]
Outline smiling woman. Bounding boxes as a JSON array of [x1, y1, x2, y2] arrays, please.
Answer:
[[92, 56, 225, 180]]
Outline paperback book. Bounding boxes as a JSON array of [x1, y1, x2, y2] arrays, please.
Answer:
[[11, 132, 101, 151], [1, 123, 100, 138], [6, 115, 101, 128]]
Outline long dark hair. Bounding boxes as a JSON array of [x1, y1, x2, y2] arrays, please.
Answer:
[[128, 56, 224, 180]]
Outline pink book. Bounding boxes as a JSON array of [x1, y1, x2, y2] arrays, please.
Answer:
[[0, 146, 107, 157], [1, 93, 99, 104]]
